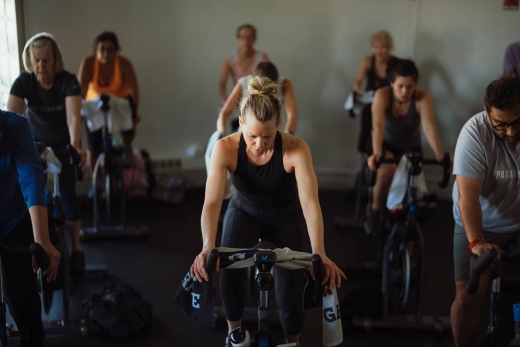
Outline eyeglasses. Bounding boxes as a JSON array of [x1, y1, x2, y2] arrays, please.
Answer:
[[487, 112, 520, 132]]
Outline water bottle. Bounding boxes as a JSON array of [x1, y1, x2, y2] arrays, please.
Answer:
[[513, 303, 520, 338], [228, 326, 251, 347]]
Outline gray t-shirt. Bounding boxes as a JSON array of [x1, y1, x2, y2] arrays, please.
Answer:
[[452, 111, 520, 232]]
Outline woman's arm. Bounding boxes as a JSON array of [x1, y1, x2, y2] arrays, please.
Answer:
[[417, 90, 443, 162], [121, 56, 140, 107], [282, 79, 298, 134], [367, 87, 389, 170], [353, 56, 371, 94], [77, 56, 94, 99], [7, 95, 25, 115], [289, 137, 346, 288], [218, 56, 231, 106], [217, 81, 243, 135], [28, 205, 61, 282], [65, 95, 87, 168], [191, 138, 232, 281]]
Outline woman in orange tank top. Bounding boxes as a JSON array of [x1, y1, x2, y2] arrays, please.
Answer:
[[78, 32, 140, 172]]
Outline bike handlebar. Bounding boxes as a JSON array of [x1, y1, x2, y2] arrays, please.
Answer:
[[204, 244, 326, 297], [466, 246, 520, 295], [369, 150, 451, 188], [65, 144, 84, 182], [206, 248, 220, 278], [36, 142, 83, 182], [0, 242, 49, 272]]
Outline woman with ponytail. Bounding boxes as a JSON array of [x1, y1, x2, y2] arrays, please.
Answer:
[[191, 76, 346, 346]]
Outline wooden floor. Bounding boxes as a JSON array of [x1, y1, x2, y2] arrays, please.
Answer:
[[8, 187, 517, 347]]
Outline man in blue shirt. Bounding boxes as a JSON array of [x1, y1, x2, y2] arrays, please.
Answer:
[[0, 110, 60, 346]]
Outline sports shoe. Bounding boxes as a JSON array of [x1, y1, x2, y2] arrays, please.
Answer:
[[364, 208, 382, 236], [71, 250, 85, 277]]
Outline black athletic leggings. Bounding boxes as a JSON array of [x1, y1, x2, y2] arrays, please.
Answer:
[[358, 104, 373, 153], [2, 213, 44, 347], [53, 146, 81, 221], [220, 196, 308, 336]]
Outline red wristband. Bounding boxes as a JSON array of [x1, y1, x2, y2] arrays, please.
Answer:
[[467, 238, 485, 255]]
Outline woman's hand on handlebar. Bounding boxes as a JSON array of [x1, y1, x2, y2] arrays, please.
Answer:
[[367, 154, 377, 171], [190, 249, 220, 282], [33, 242, 61, 282], [312, 254, 347, 289], [72, 145, 87, 170], [472, 241, 503, 263]]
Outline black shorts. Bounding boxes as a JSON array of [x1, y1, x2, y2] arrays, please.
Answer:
[[382, 141, 422, 160]]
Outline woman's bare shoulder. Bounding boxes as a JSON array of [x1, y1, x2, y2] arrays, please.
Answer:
[[80, 55, 96, 69], [415, 88, 431, 101]]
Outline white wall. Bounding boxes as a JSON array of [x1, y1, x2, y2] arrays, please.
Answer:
[[22, 0, 520, 194]]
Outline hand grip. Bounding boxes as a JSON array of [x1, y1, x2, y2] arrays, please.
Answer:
[[205, 249, 220, 279], [466, 249, 497, 295], [66, 144, 84, 182], [312, 254, 325, 303], [438, 152, 451, 188], [30, 243, 49, 272], [369, 151, 387, 187]]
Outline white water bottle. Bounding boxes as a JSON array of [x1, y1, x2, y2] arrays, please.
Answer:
[[228, 327, 251, 347]]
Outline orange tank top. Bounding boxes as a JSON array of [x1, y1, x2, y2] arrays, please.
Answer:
[[86, 55, 127, 100]]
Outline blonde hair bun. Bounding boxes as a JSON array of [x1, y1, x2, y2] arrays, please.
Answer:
[[247, 76, 278, 97]]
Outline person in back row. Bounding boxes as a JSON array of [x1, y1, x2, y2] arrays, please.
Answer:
[[365, 58, 447, 235], [78, 31, 140, 171], [503, 40, 520, 77], [218, 24, 270, 107], [217, 61, 297, 135], [352, 29, 397, 161], [450, 77, 520, 347], [7, 32, 86, 276], [191, 76, 346, 346]]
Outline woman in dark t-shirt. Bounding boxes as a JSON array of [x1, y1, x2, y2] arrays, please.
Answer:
[[7, 32, 87, 277]]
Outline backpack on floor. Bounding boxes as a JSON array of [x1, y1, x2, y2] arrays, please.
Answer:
[[83, 280, 152, 338]]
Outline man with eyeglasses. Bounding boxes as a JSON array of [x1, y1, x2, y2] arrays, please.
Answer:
[[450, 77, 520, 347]]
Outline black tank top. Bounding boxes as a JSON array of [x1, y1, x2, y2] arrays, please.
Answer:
[[231, 131, 298, 209], [365, 55, 394, 92], [383, 91, 421, 149]]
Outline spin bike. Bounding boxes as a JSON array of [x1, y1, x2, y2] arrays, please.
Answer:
[[205, 241, 326, 347], [35, 143, 90, 335], [349, 151, 451, 331], [80, 94, 149, 239], [467, 245, 520, 346]]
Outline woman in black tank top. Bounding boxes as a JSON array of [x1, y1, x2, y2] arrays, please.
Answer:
[[191, 76, 346, 346], [365, 58, 448, 236], [353, 30, 396, 158]]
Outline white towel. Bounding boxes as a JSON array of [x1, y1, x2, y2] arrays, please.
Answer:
[[41, 148, 62, 174], [205, 131, 235, 200], [81, 96, 133, 133], [386, 155, 428, 210], [344, 90, 375, 115]]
